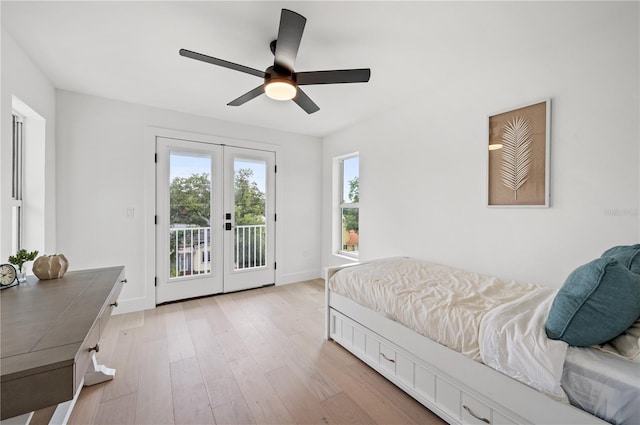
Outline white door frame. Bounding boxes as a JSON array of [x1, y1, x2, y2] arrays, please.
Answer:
[[144, 127, 282, 309]]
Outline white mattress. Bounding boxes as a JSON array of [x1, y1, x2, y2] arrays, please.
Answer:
[[563, 347, 640, 425], [328, 257, 539, 360]]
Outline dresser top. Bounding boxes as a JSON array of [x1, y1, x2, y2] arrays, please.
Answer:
[[1, 266, 125, 380]]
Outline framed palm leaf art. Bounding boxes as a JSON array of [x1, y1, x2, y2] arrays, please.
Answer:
[[488, 99, 550, 207]]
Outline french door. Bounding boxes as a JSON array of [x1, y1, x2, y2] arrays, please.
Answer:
[[156, 137, 275, 304]]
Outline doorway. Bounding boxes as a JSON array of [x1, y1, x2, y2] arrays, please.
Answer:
[[155, 137, 276, 304]]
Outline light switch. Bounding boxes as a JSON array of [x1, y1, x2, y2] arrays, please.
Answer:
[[125, 207, 135, 218]]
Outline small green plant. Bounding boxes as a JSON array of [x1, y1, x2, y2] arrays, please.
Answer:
[[8, 249, 39, 273]]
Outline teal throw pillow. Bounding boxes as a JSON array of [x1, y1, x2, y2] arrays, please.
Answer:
[[546, 257, 640, 347], [601, 244, 640, 274]]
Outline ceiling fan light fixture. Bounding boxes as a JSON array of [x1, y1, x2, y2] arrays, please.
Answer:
[[265, 79, 297, 101]]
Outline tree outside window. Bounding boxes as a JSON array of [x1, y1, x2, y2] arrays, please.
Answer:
[[168, 168, 266, 276]]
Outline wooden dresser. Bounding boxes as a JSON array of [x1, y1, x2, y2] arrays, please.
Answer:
[[0, 266, 125, 420]]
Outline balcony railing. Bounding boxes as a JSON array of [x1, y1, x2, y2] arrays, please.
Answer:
[[170, 224, 266, 278], [234, 224, 266, 270]]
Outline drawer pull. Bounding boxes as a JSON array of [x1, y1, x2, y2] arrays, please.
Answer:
[[463, 405, 490, 424], [380, 352, 395, 363], [121, 279, 128, 283], [88, 343, 100, 353], [110, 301, 118, 308]]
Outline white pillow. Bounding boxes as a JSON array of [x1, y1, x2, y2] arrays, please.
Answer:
[[594, 318, 640, 362]]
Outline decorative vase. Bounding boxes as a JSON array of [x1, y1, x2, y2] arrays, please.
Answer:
[[16, 271, 27, 283], [32, 254, 69, 280]]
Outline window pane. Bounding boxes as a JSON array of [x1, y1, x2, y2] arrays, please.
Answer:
[[12, 115, 23, 201], [341, 207, 359, 253], [342, 156, 359, 203], [339, 155, 359, 256], [11, 206, 21, 253], [169, 152, 212, 278], [234, 158, 267, 270], [11, 115, 23, 253]]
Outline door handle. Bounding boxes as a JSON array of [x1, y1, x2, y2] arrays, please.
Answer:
[[225, 223, 232, 231]]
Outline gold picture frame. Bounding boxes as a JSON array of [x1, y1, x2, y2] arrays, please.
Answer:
[[488, 99, 550, 207]]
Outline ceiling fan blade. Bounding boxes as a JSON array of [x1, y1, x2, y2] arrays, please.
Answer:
[[292, 88, 319, 114], [273, 9, 306, 72], [295, 69, 371, 85], [179, 49, 266, 79], [227, 85, 265, 106]]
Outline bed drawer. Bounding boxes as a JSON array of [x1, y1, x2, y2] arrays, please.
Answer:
[[437, 378, 461, 420], [461, 393, 491, 424], [491, 410, 518, 424], [414, 364, 436, 401], [379, 343, 396, 373], [329, 307, 523, 425]]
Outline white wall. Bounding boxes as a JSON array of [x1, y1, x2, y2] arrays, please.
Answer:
[[56, 90, 322, 312], [322, 2, 639, 288], [1, 28, 56, 262]]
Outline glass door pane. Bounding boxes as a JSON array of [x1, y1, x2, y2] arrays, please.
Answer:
[[169, 152, 213, 278], [233, 158, 267, 271]]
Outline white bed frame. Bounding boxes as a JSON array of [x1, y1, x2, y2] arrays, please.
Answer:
[[324, 264, 608, 425]]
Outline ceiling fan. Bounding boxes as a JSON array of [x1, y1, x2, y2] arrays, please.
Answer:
[[179, 9, 371, 114]]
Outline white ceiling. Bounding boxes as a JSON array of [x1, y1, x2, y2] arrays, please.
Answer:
[[0, 1, 602, 137]]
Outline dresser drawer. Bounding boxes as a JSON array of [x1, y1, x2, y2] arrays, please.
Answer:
[[99, 276, 125, 335], [74, 322, 100, 390]]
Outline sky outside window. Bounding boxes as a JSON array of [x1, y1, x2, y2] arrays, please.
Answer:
[[343, 156, 359, 202], [170, 153, 265, 193], [170, 152, 210, 180]]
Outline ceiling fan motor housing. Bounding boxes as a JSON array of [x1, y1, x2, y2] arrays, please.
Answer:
[[264, 65, 297, 100], [265, 65, 295, 85]]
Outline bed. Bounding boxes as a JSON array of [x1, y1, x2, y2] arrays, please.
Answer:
[[324, 257, 640, 425]]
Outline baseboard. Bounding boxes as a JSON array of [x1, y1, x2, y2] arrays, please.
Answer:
[[112, 296, 147, 314], [112, 273, 322, 312], [278, 270, 321, 285]]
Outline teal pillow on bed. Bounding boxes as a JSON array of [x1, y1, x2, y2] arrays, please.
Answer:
[[601, 244, 640, 274], [545, 257, 640, 347]]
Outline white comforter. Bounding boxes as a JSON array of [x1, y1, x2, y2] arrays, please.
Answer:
[[479, 287, 569, 401], [329, 257, 569, 400]]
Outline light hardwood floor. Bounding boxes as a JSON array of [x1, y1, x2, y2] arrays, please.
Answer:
[[68, 279, 446, 425]]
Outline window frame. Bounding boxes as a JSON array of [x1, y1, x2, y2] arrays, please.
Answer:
[[337, 153, 359, 258], [11, 113, 24, 253]]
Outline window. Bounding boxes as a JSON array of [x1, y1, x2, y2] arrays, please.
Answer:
[[11, 114, 24, 253], [8, 96, 47, 257], [339, 155, 359, 256]]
